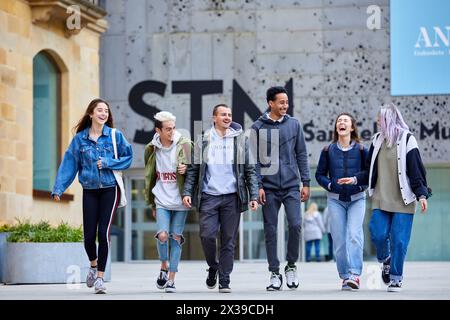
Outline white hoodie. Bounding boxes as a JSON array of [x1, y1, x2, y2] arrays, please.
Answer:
[[151, 131, 187, 211], [202, 122, 242, 196]]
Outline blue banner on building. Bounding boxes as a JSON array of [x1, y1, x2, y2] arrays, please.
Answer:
[[391, 0, 450, 95]]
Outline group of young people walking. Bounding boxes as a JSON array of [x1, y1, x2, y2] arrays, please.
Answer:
[[51, 87, 430, 294]]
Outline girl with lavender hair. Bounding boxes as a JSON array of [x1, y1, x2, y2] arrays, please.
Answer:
[[339, 103, 431, 292]]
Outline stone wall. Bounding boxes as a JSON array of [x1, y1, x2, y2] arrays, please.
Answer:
[[101, 0, 449, 168]]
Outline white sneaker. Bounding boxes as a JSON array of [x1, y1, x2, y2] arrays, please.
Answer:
[[266, 272, 283, 291], [285, 265, 299, 289], [94, 277, 107, 294], [86, 267, 97, 288]]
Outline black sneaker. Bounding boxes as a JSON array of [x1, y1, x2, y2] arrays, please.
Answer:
[[266, 272, 283, 291], [156, 269, 168, 289], [382, 258, 391, 285], [219, 283, 232, 293], [206, 267, 218, 289]]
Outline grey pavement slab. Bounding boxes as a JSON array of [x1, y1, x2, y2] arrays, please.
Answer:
[[1, 261, 449, 300]]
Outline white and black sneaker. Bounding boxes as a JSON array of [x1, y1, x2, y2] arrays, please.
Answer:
[[219, 283, 232, 293], [381, 258, 391, 285], [387, 280, 402, 292], [285, 264, 299, 290], [266, 272, 283, 291], [156, 269, 169, 289], [165, 280, 176, 293]]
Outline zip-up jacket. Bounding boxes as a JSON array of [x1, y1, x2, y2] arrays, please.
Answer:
[[182, 122, 259, 212], [251, 113, 310, 190]]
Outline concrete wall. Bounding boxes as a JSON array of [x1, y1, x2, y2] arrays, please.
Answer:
[[101, 0, 449, 168], [0, 0, 106, 226]]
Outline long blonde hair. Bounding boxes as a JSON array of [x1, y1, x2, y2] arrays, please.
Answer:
[[305, 202, 318, 217]]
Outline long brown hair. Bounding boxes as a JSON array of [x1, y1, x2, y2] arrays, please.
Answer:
[[332, 112, 360, 143], [73, 98, 114, 134]]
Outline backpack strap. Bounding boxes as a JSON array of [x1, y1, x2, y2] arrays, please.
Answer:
[[358, 143, 365, 171], [322, 143, 332, 164], [111, 128, 118, 159]]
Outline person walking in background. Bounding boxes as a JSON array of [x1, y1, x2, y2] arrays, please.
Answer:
[[315, 113, 368, 291], [144, 111, 192, 293], [52, 98, 133, 294], [322, 206, 334, 262], [251, 86, 310, 291], [182, 104, 259, 293], [303, 203, 325, 262], [339, 103, 430, 292]]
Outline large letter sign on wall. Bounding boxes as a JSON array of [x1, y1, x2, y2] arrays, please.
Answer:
[[391, 0, 450, 95]]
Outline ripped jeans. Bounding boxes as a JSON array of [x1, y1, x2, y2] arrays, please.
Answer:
[[155, 208, 188, 272]]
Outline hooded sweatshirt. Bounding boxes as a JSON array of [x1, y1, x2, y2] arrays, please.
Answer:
[[251, 113, 310, 190], [202, 122, 242, 195], [151, 131, 187, 211]]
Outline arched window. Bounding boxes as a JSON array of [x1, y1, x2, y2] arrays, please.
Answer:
[[32, 51, 60, 193]]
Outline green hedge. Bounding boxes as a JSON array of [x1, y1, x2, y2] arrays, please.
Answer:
[[0, 220, 83, 243]]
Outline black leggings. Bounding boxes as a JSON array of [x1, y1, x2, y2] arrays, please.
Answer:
[[82, 186, 120, 272]]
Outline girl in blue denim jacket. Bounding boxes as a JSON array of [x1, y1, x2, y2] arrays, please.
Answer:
[[315, 113, 368, 291], [52, 98, 132, 294]]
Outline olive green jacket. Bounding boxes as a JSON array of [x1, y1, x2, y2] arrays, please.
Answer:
[[144, 136, 192, 209]]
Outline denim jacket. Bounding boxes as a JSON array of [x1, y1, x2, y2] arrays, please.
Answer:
[[52, 125, 133, 197]]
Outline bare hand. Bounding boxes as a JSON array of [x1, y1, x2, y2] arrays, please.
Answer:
[[420, 198, 428, 213], [97, 159, 102, 170], [249, 200, 258, 211], [53, 195, 60, 201], [152, 208, 156, 218], [177, 163, 187, 175], [301, 186, 310, 202], [182, 196, 192, 208], [258, 189, 266, 205], [338, 177, 354, 185]]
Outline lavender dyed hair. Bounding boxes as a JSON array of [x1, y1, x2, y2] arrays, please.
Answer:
[[379, 103, 409, 148]]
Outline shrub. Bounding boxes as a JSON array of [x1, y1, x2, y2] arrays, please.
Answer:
[[0, 224, 13, 233], [5, 220, 83, 243]]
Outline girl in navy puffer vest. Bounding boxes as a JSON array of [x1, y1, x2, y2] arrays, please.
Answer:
[[315, 113, 368, 291]]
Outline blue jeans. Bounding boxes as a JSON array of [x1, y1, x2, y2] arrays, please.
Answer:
[[328, 197, 365, 279], [155, 209, 188, 273], [369, 209, 414, 282], [305, 239, 321, 262]]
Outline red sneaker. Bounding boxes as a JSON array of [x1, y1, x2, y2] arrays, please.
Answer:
[[346, 276, 360, 290]]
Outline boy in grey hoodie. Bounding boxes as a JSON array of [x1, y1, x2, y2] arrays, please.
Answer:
[[251, 86, 311, 291], [183, 104, 259, 293]]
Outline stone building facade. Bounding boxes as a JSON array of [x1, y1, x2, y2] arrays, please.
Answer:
[[0, 0, 107, 226]]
